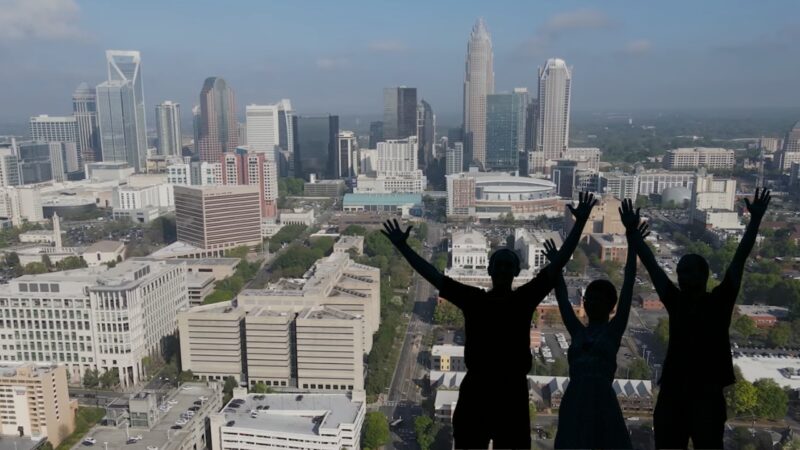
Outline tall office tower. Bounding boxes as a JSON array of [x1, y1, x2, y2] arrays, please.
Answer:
[[245, 99, 294, 158], [72, 82, 101, 164], [106, 51, 147, 164], [463, 18, 494, 169], [376, 137, 418, 175], [513, 88, 529, 152], [446, 142, 464, 175], [237, 122, 247, 146], [0, 147, 20, 187], [47, 142, 70, 181], [535, 58, 572, 165], [30, 115, 78, 145], [337, 131, 358, 178], [16, 142, 53, 184], [369, 121, 384, 148], [155, 101, 182, 156], [174, 184, 263, 250], [525, 98, 539, 152], [96, 80, 144, 171], [383, 87, 417, 140], [294, 115, 339, 180], [485, 93, 522, 172], [192, 105, 201, 154], [196, 77, 238, 162], [779, 121, 800, 170], [417, 99, 435, 171]]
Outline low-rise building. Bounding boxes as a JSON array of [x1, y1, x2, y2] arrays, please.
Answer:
[[304, 179, 345, 197], [333, 235, 364, 255], [451, 230, 489, 270], [209, 392, 365, 450], [19, 230, 59, 244], [639, 293, 664, 311], [531, 376, 654, 414], [737, 305, 790, 328], [186, 272, 215, 306], [588, 233, 628, 263], [0, 364, 76, 447], [280, 208, 315, 226], [434, 390, 460, 422], [514, 229, 563, 272], [81, 240, 125, 266], [342, 193, 423, 217], [431, 345, 466, 372]]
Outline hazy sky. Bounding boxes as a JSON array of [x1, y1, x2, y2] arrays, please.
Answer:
[[1, 0, 799, 125]]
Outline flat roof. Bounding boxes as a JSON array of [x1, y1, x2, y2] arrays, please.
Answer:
[[735, 355, 800, 389], [219, 393, 362, 436], [183, 257, 240, 267], [0, 437, 45, 450], [84, 240, 125, 253], [431, 344, 464, 357], [343, 193, 422, 206], [85, 383, 218, 450]]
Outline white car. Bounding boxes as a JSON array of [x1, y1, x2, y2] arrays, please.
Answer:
[[175, 419, 188, 426], [167, 400, 178, 405], [147, 446, 159, 450], [83, 438, 97, 445], [131, 435, 143, 441]]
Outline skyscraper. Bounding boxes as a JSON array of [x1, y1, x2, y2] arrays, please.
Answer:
[[72, 83, 101, 164], [485, 94, 520, 172], [525, 98, 539, 153], [369, 121, 384, 148], [535, 58, 572, 166], [337, 131, 358, 179], [417, 99, 435, 172], [192, 105, 201, 155], [106, 50, 147, 163], [96, 80, 144, 171], [29, 115, 78, 147], [196, 77, 238, 162], [463, 18, 494, 170], [446, 142, 464, 175], [155, 101, 182, 156], [245, 100, 294, 158], [513, 88, 529, 152], [383, 87, 417, 140], [294, 115, 339, 180]]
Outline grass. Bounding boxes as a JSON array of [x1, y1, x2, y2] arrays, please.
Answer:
[[55, 407, 106, 450]]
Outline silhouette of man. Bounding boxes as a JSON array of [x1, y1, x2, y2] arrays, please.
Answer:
[[627, 188, 770, 449], [383, 192, 596, 449]]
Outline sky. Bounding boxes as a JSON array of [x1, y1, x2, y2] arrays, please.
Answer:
[[1, 0, 799, 126]]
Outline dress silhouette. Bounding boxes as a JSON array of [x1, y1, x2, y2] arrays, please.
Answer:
[[547, 203, 643, 450], [382, 192, 598, 450], [628, 189, 771, 449]]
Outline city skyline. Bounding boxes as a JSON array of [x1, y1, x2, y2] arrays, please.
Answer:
[[1, 0, 799, 126]]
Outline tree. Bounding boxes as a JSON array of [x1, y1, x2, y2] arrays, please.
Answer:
[[83, 369, 99, 388], [732, 315, 758, 340], [414, 415, 437, 450], [342, 225, 367, 236], [5, 251, 20, 267], [57, 255, 88, 271], [99, 368, 119, 389], [529, 402, 538, 423], [566, 247, 588, 274], [41, 254, 52, 269], [23, 262, 48, 274], [433, 301, 464, 328], [655, 317, 670, 349], [363, 411, 390, 449], [727, 377, 758, 416], [251, 382, 273, 394], [161, 363, 178, 380], [552, 357, 569, 377], [753, 378, 789, 420], [178, 371, 194, 383], [768, 322, 792, 348], [223, 377, 239, 402], [415, 222, 429, 241], [627, 357, 652, 380]]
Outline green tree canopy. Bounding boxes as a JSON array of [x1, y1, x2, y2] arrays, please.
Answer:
[[753, 378, 789, 420], [363, 411, 390, 449], [732, 315, 758, 340], [414, 415, 437, 450], [342, 225, 367, 236], [57, 255, 88, 271], [83, 369, 99, 388], [655, 317, 670, 349], [23, 261, 48, 274]]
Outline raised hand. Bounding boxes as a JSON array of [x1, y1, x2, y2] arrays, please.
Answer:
[[540, 238, 559, 263], [636, 222, 650, 239], [567, 192, 597, 223], [381, 219, 412, 247], [744, 188, 771, 221], [619, 198, 642, 231]]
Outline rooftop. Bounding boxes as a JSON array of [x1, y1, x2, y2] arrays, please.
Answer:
[[84, 240, 125, 253], [0, 363, 60, 378], [342, 193, 422, 207], [217, 393, 362, 436], [737, 304, 790, 318], [431, 344, 464, 357]]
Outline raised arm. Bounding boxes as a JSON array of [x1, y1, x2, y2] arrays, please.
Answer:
[[542, 239, 582, 334], [620, 198, 677, 308], [610, 221, 648, 337], [550, 192, 597, 272], [382, 219, 444, 290], [719, 189, 770, 297]]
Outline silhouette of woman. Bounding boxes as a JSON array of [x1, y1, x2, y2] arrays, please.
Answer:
[[543, 200, 648, 449]]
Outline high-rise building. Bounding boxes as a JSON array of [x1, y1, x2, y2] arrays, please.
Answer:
[[337, 131, 358, 178], [192, 105, 201, 154], [778, 121, 800, 170], [72, 82, 101, 164], [535, 58, 572, 167], [294, 115, 339, 180], [217, 151, 279, 218], [446, 142, 464, 175], [485, 93, 521, 172], [383, 87, 417, 140], [417, 99, 435, 171], [369, 121, 384, 148], [0, 147, 20, 187], [245, 100, 294, 158], [155, 101, 182, 156], [96, 80, 145, 171], [29, 115, 78, 146], [463, 18, 494, 169], [106, 50, 147, 164], [197, 77, 239, 162], [174, 184, 262, 250], [17, 141, 54, 184], [663, 147, 735, 170], [525, 98, 538, 153], [47, 142, 78, 181], [513, 88, 529, 152], [0, 364, 76, 446]]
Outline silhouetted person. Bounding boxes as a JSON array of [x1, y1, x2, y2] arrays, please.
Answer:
[[382, 192, 597, 449], [628, 188, 771, 449], [543, 199, 647, 449]]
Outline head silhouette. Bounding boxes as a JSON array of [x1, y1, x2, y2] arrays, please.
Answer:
[[487, 248, 521, 290], [677, 253, 709, 294], [583, 279, 618, 324]]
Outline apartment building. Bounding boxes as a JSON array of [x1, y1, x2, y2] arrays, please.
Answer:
[[0, 364, 76, 446], [663, 147, 734, 170], [431, 345, 466, 372]]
